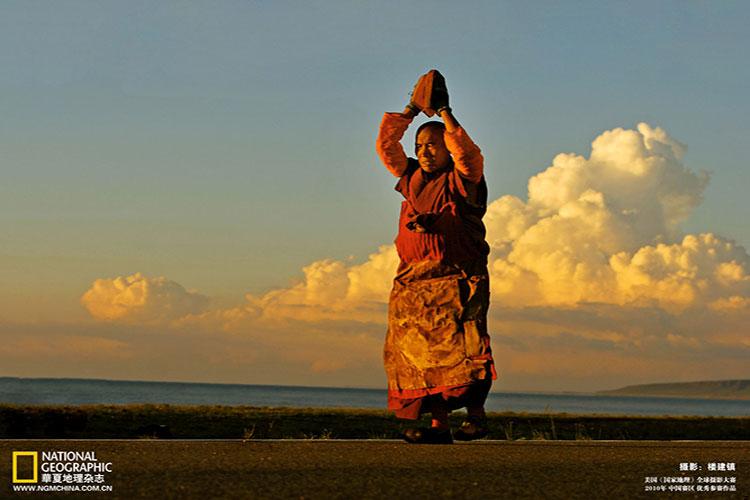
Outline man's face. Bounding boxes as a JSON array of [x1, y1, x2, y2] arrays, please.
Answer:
[[415, 127, 451, 173]]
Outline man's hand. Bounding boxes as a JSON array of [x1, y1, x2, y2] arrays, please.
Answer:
[[403, 101, 421, 118], [402, 69, 452, 121], [430, 71, 449, 113], [402, 75, 425, 118]]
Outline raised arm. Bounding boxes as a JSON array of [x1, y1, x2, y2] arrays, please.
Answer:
[[376, 106, 418, 178], [440, 108, 484, 184]]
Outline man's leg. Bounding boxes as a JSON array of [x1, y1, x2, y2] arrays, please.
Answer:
[[466, 404, 486, 420], [430, 399, 450, 430], [403, 395, 453, 444], [464, 378, 491, 415], [454, 380, 491, 441]]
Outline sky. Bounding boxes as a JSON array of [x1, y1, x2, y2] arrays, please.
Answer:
[[1, 1, 749, 392]]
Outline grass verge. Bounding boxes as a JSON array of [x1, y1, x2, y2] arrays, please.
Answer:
[[1, 404, 748, 440]]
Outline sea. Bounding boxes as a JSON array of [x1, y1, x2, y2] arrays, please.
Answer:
[[1, 377, 748, 417]]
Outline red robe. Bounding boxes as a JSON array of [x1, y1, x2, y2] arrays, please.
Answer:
[[377, 113, 497, 419]]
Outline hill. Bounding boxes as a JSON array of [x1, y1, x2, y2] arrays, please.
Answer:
[[598, 379, 750, 400]]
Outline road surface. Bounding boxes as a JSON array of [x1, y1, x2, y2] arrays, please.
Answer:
[[2, 440, 747, 499]]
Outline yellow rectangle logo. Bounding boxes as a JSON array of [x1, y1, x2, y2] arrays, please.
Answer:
[[12, 451, 38, 484]]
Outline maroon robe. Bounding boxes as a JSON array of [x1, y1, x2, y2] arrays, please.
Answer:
[[384, 158, 497, 419]]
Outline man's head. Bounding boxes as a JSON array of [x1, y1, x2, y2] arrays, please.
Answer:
[[415, 121, 451, 173]]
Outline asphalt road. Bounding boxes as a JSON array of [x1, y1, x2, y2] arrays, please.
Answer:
[[2, 440, 748, 499]]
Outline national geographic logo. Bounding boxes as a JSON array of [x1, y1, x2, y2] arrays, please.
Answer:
[[12, 451, 38, 483], [10, 450, 113, 493]]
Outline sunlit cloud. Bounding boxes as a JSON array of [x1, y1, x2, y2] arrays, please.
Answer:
[[240, 245, 397, 324], [80, 272, 209, 323], [72, 123, 750, 388], [483, 123, 746, 309]]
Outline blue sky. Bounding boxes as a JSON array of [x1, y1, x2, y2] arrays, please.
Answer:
[[1, 2, 749, 389]]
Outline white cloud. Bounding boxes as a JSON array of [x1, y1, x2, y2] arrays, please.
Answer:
[[240, 245, 398, 324], [526, 123, 706, 243], [80, 272, 209, 323], [610, 233, 750, 309], [485, 123, 745, 309], [74, 123, 750, 389]]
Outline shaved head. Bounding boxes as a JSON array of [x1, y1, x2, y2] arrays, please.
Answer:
[[415, 121, 446, 139], [415, 121, 451, 173]]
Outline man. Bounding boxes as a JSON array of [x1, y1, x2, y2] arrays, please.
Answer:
[[376, 70, 497, 444]]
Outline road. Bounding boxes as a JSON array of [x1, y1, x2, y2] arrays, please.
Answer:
[[2, 440, 747, 499]]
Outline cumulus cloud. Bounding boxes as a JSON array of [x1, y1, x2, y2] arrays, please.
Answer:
[[227, 122, 747, 315], [81, 272, 209, 323], [485, 123, 747, 309], [610, 233, 750, 309], [238, 245, 398, 324], [526, 123, 705, 240], [79, 123, 749, 323], [76, 123, 750, 388], [78, 264, 390, 379]]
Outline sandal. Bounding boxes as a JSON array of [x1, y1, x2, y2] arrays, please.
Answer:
[[453, 415, 489, 441], [403, 426, 453, 444]]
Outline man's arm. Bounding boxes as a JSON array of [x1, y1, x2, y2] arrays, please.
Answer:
[[439, 108, 484, 184], [376, 106, 418, 178]]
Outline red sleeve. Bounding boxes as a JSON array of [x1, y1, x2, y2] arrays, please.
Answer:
[[444, 126, 483, 184], [376, 112, 413, 177]]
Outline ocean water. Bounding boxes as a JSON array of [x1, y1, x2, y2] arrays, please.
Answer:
[[1, 377, 748, 417]]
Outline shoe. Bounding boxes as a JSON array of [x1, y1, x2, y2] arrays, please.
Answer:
[[403, 426, 453, 444], [453, 416, 489, 441]]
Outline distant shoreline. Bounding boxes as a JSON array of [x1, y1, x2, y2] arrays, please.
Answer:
[[597, 379, 750, 401], [1, 375, 591, 396], [4, 375, 749, 400]]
